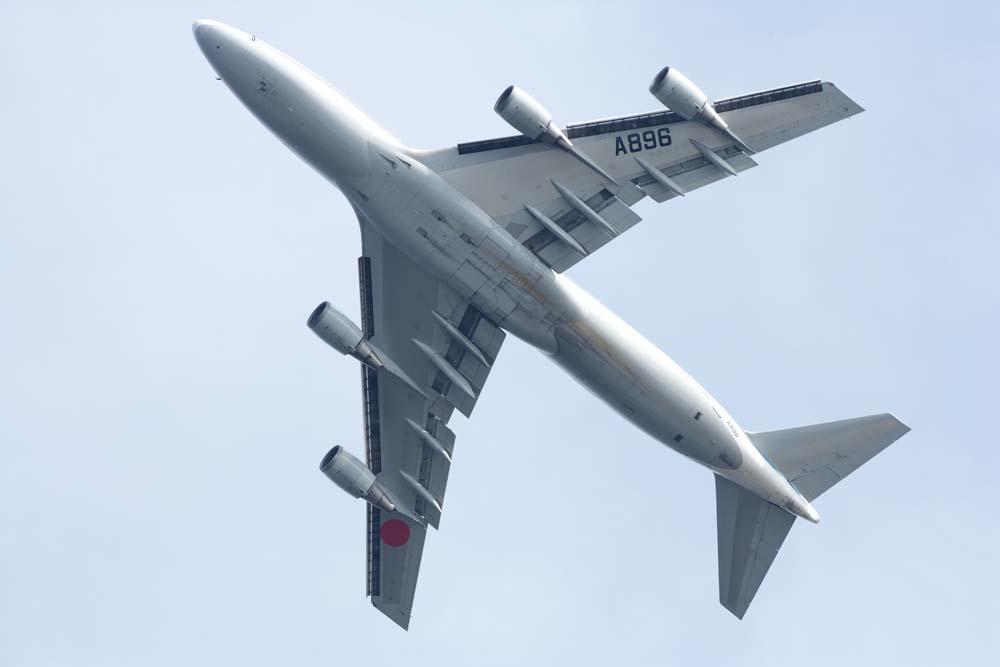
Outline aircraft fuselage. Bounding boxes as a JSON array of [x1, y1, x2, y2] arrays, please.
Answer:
[[193, 20, 819, 522]]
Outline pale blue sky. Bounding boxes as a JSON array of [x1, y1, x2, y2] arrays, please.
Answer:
[[2, 1, 998, 665]]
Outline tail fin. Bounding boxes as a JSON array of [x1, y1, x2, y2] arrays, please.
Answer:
[[715, 413, 910, 618], [747, 413, 911, 501]]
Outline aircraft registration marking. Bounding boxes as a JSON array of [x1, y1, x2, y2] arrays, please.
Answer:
[[614, 127, 672, 156]]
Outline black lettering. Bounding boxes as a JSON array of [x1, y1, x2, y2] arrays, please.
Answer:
[[615, 128, 673, 156]]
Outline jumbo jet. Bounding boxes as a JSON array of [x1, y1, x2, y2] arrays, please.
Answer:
[[193, 19, 909, 629]]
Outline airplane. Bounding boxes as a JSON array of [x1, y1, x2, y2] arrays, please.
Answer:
[[192, 19, 910, 629]]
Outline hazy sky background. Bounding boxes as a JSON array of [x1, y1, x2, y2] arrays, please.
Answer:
[[2, 1, 998, 665]]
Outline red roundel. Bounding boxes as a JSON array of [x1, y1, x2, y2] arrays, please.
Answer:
[[380, 519, 411, 547]]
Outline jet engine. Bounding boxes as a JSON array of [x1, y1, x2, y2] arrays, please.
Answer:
[[319, 445, 396, 512], [648, 67, 753, 153], [494, 85, 572, 147], [494, 85, 618, 183], [307, 301, 430, 398], [307, 301, 382, 368], [648, 67, 713, 121]]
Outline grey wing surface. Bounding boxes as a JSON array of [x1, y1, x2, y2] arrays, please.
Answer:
[[356, 218, 505, 628], [713, 412, 907, 618], [714, 474, 796, 619], [415, 81, 863, 272], [747, 413, 910, 502]]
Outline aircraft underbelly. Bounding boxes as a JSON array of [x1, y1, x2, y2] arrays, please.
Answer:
[[545, 277, 744, 470], [358, 165, 744, 472], [354, 153, 572, 352]]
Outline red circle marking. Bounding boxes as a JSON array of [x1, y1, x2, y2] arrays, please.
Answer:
[[380, 519, 411, 547]]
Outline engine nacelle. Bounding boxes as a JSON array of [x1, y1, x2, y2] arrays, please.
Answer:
[[319, 445, 396, 512], [648, 67, 711, 121], [494, 85, 619, 184], [649, 67, 753, 154], [307, 301, 382, 368], [494, 85, 571, 147]]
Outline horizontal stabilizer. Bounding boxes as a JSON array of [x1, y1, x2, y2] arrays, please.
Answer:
[[715, 474, 796, 618], [748, 413, 910, 502]]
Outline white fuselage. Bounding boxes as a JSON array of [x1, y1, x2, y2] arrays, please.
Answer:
[[193, 20, 819, 522]]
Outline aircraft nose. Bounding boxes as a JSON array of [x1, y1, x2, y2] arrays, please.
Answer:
[[192, 18, 218, 44], [192, 19, 251, 79]]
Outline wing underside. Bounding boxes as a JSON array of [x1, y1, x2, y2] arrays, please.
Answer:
[[715, 474, 796, 619], [416, 81, 863, 272], [355, 219, 505, 628]]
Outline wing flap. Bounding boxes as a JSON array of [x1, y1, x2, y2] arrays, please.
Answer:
[[430, 303, 506, 418], [533, 196, 643, 271], [639, 148, 758, 203]]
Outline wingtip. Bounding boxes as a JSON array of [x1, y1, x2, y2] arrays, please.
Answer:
[[721, 598, 747, 620], [887, 412, 912, 435], [820, 81, 866, 116], [373, 597, 412, 630]]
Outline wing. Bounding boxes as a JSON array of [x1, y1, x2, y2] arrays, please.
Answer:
[[714, 474, 797, 619], [355, 217, 505, 629], [748, 413, 911, 502], [415, 81, 863, 272]]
